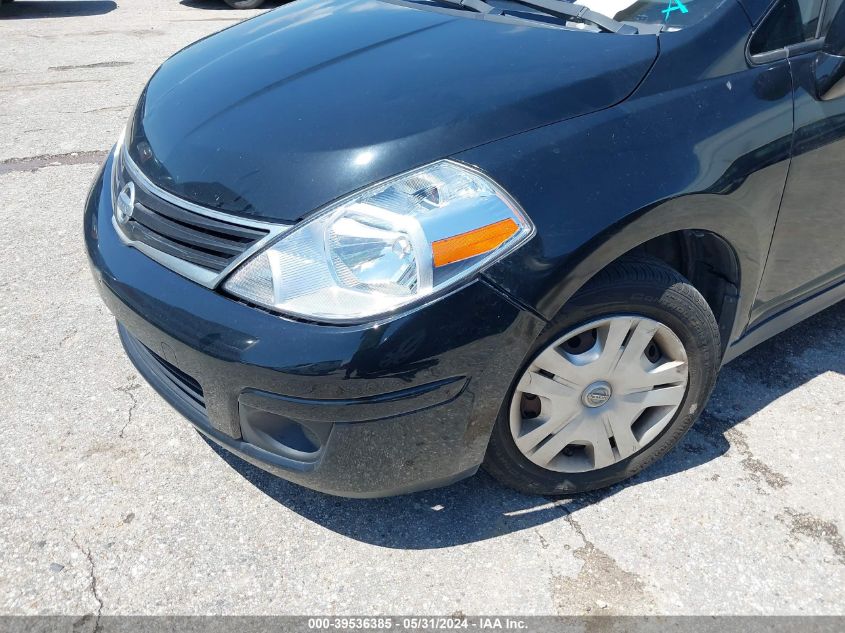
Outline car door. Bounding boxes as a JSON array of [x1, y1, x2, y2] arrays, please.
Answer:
[[752, 0, 845, 323]]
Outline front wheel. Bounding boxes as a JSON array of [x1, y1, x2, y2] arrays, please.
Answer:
[[224, 0, 265, 8], [484, 256, 721, 495]]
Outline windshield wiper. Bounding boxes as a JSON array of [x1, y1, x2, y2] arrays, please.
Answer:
[[514, 0, 638, 34], [436, 0, 505, 14]]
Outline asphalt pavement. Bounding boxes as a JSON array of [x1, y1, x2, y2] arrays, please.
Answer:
[[1, 0, 843, 618]]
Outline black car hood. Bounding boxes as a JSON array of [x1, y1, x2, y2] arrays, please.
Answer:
[[128, 0, 657, 222]]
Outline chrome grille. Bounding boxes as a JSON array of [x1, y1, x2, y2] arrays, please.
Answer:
[[126, 183, 268, 272], [113, 152, 290, 288]]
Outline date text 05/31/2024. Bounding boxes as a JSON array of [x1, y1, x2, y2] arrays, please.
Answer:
[[307, 618, 528, 630]]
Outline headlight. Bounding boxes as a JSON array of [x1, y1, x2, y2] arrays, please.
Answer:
[[223, 160, 533, 322]]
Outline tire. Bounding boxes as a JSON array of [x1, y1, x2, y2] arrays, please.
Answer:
[[483, 255, 721, 496], [224, 0, 265, 8]]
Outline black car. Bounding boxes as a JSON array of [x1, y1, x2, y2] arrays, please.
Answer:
[[86, 0, 845, 497]]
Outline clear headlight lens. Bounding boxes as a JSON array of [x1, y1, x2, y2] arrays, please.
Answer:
[[223, 160, 533, 322]]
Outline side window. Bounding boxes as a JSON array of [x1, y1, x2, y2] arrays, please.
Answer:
[[820, 0, 845, 36], [799, 0, 825, 37], [749, 0, 825, 55]]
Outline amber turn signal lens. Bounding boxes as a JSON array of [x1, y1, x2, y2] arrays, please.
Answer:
[[431, 218, 519, 268]]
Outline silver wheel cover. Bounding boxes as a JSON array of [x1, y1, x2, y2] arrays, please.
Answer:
[[510, 315, 689, 473]]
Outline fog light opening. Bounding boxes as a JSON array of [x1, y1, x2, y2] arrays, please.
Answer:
[[239, 405, 330, 461]]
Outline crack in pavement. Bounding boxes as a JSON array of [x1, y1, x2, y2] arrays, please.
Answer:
[[115, 379, 142, 439], [59, 328, 79, 350], [0, 150, 109, 175], [50, 61, 133, 71], [72, 536, 103, 633], [695, 411, 790, 491], [552, 503, 655, 615], [83, 105, 131, 114]]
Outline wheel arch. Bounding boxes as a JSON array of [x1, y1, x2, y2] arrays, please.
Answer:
[[511, 195, 759, 357], [628, 228, 740, 355]]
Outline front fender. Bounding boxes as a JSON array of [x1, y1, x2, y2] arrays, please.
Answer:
[[457, 26, 794, 347]]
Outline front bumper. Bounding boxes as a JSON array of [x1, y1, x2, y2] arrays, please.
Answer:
[[85, 155, 545, 497]]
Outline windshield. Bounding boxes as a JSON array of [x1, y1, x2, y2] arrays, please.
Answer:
[[579, 0, 728, 28], [421, 0, 728, 31]]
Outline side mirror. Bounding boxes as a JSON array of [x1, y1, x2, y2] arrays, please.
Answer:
[[814, 3, 845, 100]]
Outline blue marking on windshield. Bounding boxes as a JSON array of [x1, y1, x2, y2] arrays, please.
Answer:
[[662, 0, 689, 20]]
